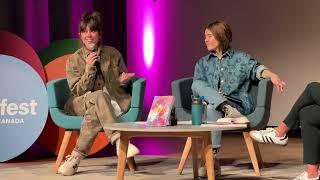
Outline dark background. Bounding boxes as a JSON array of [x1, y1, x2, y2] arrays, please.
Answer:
[[0, 0, 127, 60]]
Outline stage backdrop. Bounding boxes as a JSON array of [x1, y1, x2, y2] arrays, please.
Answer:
[[0, 55, 48, 162], [0, 0, 128, 159], [0, 0, 127, 61], [127, 0, 320, 127]]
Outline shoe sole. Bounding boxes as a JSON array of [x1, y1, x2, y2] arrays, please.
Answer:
[[127, 147, 140, 158]]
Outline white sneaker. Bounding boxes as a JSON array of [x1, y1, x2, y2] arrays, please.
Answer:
[[223, 105, 242, 117], [219, 105, 249, 123], [58, 150, 85, 176], [115, 139, 140, 158], [250, 128, 288, 146], [293, 171, 319, 180]]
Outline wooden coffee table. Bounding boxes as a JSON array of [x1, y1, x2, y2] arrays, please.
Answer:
[[105, 121, 247, 180]]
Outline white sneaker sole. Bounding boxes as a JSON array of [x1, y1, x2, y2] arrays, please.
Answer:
[[117, 143, 140, 158], [127, 144, 140, 158], [217, 116, 249, 124]]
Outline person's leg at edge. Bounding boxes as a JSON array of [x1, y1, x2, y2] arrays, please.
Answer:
[[299, 105, 320, 179], [274, 122, 290, 138], [251, 82, 320, 145], [283, 82, 320, 132], [276, 82, 320, 137]]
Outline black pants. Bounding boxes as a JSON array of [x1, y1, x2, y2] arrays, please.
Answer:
[[283, 82, 320, 164]]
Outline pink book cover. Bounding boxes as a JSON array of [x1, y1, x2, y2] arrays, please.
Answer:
[[146, 96, 175, 126]]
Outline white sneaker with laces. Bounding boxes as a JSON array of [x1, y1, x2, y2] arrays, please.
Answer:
[[250, 128, 288, 146], [217, 105, 249, 123], [115, 139, 140, 158], [58, 150, 85, 176], [223, 105, 243, 118], [293, 171, 319, 180]]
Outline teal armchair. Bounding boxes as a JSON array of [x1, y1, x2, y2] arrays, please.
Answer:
[[172, 77, 273, 176], [47, 77, 146, 173]]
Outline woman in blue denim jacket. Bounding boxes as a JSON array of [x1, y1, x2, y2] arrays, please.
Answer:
[[193, 20, 286, 177]]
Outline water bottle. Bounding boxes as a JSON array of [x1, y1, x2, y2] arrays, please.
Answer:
[[191, 96, 202, 125], [200, 96, 207, 124]]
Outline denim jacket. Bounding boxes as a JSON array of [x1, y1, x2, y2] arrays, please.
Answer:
[[193, 48, 267, 115]]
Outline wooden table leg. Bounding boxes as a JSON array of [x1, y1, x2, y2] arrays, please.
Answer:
[[200, 138, 206, 167], [116, 133, 129, 180], [243, 132, 262, 176], [177, 137, 192, 175], [203, 133, 215, 180], [191, 138, 198, 179]]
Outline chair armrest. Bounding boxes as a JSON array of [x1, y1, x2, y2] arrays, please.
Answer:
[[130, 77, 146, 108], [50, 108, 83, 130], [255, 79, 273, 109], [248, 78, 273, 129]]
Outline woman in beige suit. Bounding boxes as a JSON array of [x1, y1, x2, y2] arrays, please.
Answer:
[[58, 11, 139, 176]]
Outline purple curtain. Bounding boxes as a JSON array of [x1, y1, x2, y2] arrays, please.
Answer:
[[0, 0, 126, 60]]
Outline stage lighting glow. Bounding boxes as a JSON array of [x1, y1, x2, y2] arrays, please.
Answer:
[[143, 22, 154, 68]]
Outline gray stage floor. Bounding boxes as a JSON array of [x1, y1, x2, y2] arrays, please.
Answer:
[[0, 134, 308, 180]]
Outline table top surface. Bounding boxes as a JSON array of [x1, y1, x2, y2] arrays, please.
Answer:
[[104, 121, 247, 132]]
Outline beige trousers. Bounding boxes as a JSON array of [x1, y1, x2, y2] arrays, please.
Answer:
[[65, 90, 121, 155]]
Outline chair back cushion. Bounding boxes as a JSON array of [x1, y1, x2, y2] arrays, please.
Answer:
[[47, 77, 146, 127], [130, 77, 146, 108], [180, 78, 193, 111], [47, 78, 71, 109]]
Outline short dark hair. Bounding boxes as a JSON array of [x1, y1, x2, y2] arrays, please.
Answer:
[[79, 11, 102, 33], [206, 21, 232, 53]]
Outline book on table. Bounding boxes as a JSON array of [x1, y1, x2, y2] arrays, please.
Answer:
[[146, 96, 175, 126]]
